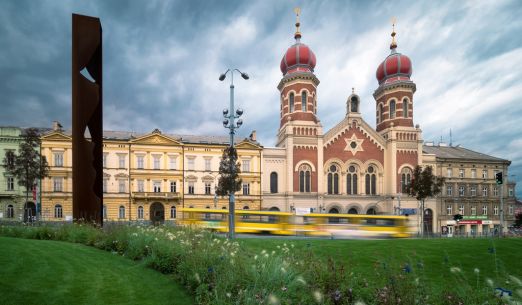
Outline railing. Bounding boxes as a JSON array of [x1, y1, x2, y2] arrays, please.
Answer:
[[132, 192, 180, 200]]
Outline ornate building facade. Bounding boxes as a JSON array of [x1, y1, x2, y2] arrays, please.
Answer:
[[261, 14, 517, 234]]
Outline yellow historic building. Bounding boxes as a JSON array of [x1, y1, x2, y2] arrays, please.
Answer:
[[39, 124, 262, 223]]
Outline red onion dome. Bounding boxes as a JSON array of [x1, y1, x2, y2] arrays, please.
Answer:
[[376, 50, 412, 85], [280, 42, 316, 75]]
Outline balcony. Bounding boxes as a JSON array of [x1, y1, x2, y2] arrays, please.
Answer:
[[133, 192, 180, 200]]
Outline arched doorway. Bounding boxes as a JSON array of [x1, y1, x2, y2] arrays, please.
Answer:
[[366, 208, 377, 224], [24, 202, 36, 223], [348, 208, 358, 214], [423, 208, 433, 235], [268, 207, 279, 222], [150, 202, 165, 225], [328, 207, 340, 224]]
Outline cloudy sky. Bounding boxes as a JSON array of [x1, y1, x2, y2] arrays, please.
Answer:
[[1, 0, 521, 197]]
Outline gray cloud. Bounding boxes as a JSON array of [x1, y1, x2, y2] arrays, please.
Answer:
[[0, 0, 521, 197]]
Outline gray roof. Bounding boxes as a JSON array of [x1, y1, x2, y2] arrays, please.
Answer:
[[423, 145, 508, 163]]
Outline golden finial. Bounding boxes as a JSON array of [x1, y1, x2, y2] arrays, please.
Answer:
[[294, 7, 302, 40], [390, 16, 397, 50]]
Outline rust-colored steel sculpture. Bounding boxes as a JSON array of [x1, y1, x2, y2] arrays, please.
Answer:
[[72, 14, 103, 225]]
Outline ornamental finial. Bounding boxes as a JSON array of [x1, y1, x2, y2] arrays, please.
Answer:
[[294, 7, 302, 41], [390, 17, 397, 50]]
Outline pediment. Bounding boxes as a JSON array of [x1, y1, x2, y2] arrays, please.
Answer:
[[131, 133, 182, 146], [41, 132, 72, 141], [235, 140, 262, 150], [324, 117, 385, 151]]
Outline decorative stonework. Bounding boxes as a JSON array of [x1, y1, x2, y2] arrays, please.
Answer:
[[344, 134, 364, 155]]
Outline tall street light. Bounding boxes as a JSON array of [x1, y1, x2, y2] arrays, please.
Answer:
[[220, 68, 249, 239]]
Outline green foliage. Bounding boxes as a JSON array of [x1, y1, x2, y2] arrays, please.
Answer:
[[407, 165, 444, 202], [216, 146, 242, 196]]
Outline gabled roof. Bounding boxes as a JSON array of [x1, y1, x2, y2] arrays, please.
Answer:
[[423, 145, 509, 163]]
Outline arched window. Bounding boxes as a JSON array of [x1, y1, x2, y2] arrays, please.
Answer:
[[401, 168, 412, 193], [348, 208, 358, 214], [328, 207, 339, 223], [346, 165, 358, 195], [119, 205, 125, 219], [270, 172, 278, 193], [54, 204, 63, 218], [302, 91, 307, 112], [137, 206, 144, 219], [170, 206, 176, 218], [351, 96, 358, 113], [289, 93, 295, 112], [379, 104, 384, 123], [390, 100, 396, 119], [327, 164, 340, 195], [299, 164, 311, 193], [403, 98, 409, 118], [367, 208, 376, 215], [365, 165, 377, 195], [7, 204, 14, 218]]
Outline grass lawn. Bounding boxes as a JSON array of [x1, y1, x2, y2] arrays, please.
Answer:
[[0, 237, 194, 305], [241, 237, 522, 291]]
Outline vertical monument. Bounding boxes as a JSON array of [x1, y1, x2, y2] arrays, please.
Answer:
[[72, 14, 103, 224]]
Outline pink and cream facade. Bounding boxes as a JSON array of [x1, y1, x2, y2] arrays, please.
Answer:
[[262, 21, 427, 228]]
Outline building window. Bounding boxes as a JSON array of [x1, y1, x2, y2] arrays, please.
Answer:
[[379, 104, 384, 123], [347, 165, 358, 195], [53, 177, 63, 192], [169, 157, 177, 170], [482, 170, 488, 179], [137, 206, 144, 219], [351, 96, 358, 113], [153, 156, 160, 170], [6, 152, 14, 167], [482, 186, 488, 197], [137, 180, 144, 192], [188, 182, 194, 194], [302, 91, 307, 112], [118, 180, 126, 193], [54, 152, 63, 167], [470, 186, 476, 197], [328, 164, 340, 195], [54, 204, 63, 218], [119, 206, 125, 219], [482, 205, 487, 215], [103, 153, 107, 168], [403, 98, 408, 118], [119, 155, 126, 169], [471, 206, 476, 216], [137, 155, 144, 169], [494, 205, 499, 215], [365, 166, 377, 195], [6, 177, 14, 191], [459, 205, 464, 215], [299, 164, 311, 193], [509, 188, 514, 197], [188, 158, 195, 171], [242, 183, 250, 195], [447, 205, 452, 215], [205, 183, 211, 195], [447, 168, 452, 178], [458, 186, 465, 197], [205, 158, 211, 171], [242, 159, 250, 172], [447, 185, 453, 196], [270, 172, 278, 193], [103, 205, 107, 219], [509, 205, 514, 215], [493, 187, 499, 196], [471, 169, 476, 178], [459, 169, 465, 178], [170, 181, 176, 193], [289, 93, 294, 112], [170, 206, 176, 219], [401, 168, 412, 193], [7, 204, 14, 218], [389, 100, 396, 119], [153, 181, 161, 193], [103, 179, 108, 193]]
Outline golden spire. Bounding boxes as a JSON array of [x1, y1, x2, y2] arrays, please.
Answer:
[[390, 16, 397, 50], [294, 7, 302, 40]]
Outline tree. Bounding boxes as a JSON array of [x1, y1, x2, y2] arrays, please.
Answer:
[[216, 146, 242, 197], [3, 128, 49, 222], [406, 165, 444, 236], [515, 213, 522, 228]]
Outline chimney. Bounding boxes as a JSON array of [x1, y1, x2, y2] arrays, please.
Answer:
[[249, 130, 257, 141]]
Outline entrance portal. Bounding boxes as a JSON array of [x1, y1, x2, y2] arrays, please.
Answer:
[[150, 202, 165, 225], [423, 208, 433, 235], [24, 202, 36, 223]]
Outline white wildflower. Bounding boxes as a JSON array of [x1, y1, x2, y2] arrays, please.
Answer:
[[450, 267, 461, 273], [354, 301, 366, 305], [254, 255, 258, 260], [226, 292, 231, 298], [194, 273, 201, 284], [313, 290, 323, 303], [486, 278, 494, 287], [474, 268, 480, 275], [268, 294, 280, 305], [296, 276, 307, 285], [281, 267, 286, 273]]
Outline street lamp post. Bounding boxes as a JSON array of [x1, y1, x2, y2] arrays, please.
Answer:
[[219, 68, 249, 239]]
